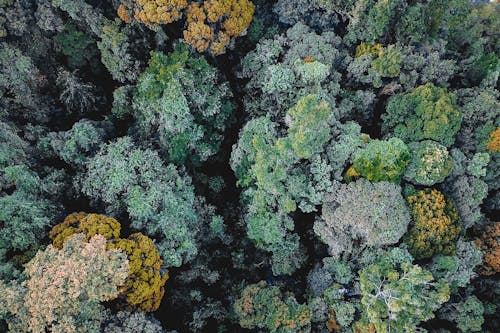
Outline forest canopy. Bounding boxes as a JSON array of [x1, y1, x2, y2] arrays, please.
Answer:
[[0, 0, 499, 332]]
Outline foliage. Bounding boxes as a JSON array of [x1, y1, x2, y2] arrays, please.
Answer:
[[286, 94, 332, 159], [118, 0, 188, 26], [0, 234, 129, 333], [41, 119, 108, 166], [234, 281, 311, 333], [50, 212, 168, 312], [54, 23, 97, 68], [133, 45, 234, 164], [429, 239, 482, 292], [82, 137, 199, 267], [351, 137, 410, 183], [406, 189, 461, 260], [238, 22, 346, 121], [50, 212, 121, 248], [0, 165, 61, 253], [118, 0, 254, 55], [455, 296, 485, 333], [359, 248, 450, 333], [97, 20, 141, 83], [183, 0, 255, 55], [382, 83, 462, 147], [404, 140, 453, 186], [111, 233, 169, 312], [475, 221, 500, 276], [103, 311, 166, 333], [314, 179, 410, 257]]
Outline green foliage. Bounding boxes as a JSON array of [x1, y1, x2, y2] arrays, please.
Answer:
[[455, 296, 485, 333], [54, 24, 97, 68], [97, 19, 140, 83], [359, 247, 450, 333], [234, 281, 312, 332], [404, 140, 453, 186], [315, 179, 410, 257], [382, 83, 462, 147], [0, 43, 43, 115], [82, 137, 199, 267], [133, 44, 234, 164], [430, 239, 482, 292], [231, 117, 278, 187], [238, 22, 343, 121], [42, 119, 107, 166], [286, 94, 332, 159], [0, 165, 61, 252], [351, 137, 410, 183]]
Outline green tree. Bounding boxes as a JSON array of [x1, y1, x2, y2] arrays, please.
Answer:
[[359, 248, 450, 333], [133, 44, 234, 164], [314, 179, 410, 257], [351, 137, 410, 183], [382, 83, 462, 147], [82, 137, 199, 267], [234, 281, 311, 333], [404, 140, 453, 186]]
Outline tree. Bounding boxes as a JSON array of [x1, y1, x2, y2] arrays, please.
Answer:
[[0, 234, 129, 333], [404, 140, 453, 186], [0, 165, 62, 253], [56, 69, 98, 114], [82, 137, 199, 268], [405, 189, 462, 260], [359, 248, 450, 333], [238, 22, 346, 122], [103, 311, 166, 333], [111, 233, 169, 312], [50, 212, 169, 312], [314, 179, 410, 257], [234, 281, 311, 333], [382, 83, 462, 147], [118, 0, 188, 26], [183, 0, 255, 55], [133, 44, 234, 164], [429, 239, 482, 292], [286, 94, 332, 159], [49, 212, 121, 248], [41, 119, 110, 167], [475, 220, 500, 276], [118, 0, 255, 55], [350, 137, 410, 183]]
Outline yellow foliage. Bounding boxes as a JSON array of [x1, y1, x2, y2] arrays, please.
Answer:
[[344, 165, 361, 183], [50, 212, 121, 249], [184, 0, 254, 55], [355, 42, 383, 58], [111, 233, 169, 312], [406, 189, 461, 259], [118, 0, 188, 26], [476, 221, 500, 276], [487, 127, 500, 153]]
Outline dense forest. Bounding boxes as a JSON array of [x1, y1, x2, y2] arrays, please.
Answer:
[[0, 0, 499, 332]]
